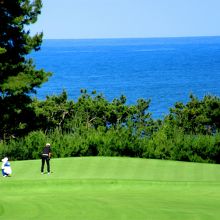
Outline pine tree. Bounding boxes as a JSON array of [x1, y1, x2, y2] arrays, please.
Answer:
[[0, 0, 51, 139]]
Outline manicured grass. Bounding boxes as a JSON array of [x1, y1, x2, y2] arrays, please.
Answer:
[[1, 157, 220, 219]]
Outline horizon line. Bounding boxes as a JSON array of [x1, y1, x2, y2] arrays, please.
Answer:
[[42, 35, 220, 41]]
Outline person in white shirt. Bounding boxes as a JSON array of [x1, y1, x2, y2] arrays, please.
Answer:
[[1, 157, 12, 177]]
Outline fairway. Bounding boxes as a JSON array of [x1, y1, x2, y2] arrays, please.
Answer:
[[1, 157, 220, 220]]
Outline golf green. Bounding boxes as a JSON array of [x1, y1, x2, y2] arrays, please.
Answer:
[[0, 157, 220, 219]]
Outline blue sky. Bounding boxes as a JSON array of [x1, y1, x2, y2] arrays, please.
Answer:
[[30, 0, 220, 39]]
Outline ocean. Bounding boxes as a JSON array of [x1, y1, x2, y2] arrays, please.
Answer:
[[31, 36, 220, 118]]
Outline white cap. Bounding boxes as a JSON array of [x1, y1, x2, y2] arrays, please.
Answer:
[[2, 157, 8, 163], [46, 143, 50, 146]]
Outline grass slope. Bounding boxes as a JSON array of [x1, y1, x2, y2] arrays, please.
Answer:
[[1, 157, 220, 220]]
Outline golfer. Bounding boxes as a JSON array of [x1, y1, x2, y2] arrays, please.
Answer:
[[41, 143, 51, 174], [1, 157, 12, 177]]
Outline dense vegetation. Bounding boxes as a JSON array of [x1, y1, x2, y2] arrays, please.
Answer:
[[1, 1, 220, 163], [0, 90, 220, 164]]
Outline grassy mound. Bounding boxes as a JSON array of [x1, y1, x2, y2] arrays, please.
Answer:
[[1, 157, 220, 219]]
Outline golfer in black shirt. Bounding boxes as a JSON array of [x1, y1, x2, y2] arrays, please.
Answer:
[[41, 143, 51, 174]]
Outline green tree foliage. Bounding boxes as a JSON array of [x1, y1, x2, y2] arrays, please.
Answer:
[[32, 90, 156, 134], [32, 90, 73, 133], [1, 91, 220, 163], [0, 0, 51, 139], [0, 47, 6, 54], [167, 94, 220, 134]]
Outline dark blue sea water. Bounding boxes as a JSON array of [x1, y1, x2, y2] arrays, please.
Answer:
[[31, 36, 220, 118]]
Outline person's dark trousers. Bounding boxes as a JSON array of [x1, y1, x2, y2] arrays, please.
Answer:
[[41, 156, 50, 173]]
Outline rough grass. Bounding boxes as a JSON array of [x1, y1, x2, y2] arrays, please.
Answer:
[[1, 157, 220, 220]]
